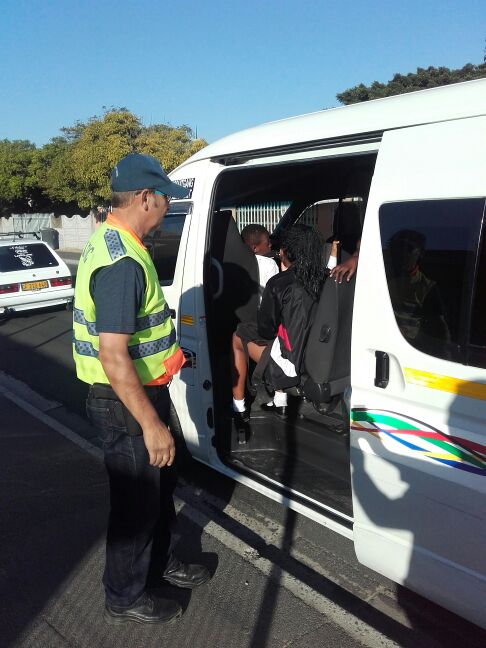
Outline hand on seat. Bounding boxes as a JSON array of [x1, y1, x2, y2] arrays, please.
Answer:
[[330, 254, 358, 283]]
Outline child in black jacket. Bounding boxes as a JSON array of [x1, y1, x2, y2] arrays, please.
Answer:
[[231, 225, 327, 436]]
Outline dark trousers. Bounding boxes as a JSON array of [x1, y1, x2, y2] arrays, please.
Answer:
[[86, 385, 177, 609]]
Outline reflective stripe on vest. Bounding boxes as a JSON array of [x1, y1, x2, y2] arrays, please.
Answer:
[[73, 303, 171, 336], [73, 327, 176, 359]]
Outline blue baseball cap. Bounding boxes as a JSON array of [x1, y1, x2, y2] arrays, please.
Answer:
[[110, 153, 189, 199]]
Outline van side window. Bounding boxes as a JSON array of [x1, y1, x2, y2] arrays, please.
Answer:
[[143, 202, 191, 285], [380, 199, 485, 364]]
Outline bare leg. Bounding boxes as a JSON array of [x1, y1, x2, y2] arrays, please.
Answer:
[[231, 333, 247, 401], [231, 334, 266, 401], [248, 342, 266, 363]]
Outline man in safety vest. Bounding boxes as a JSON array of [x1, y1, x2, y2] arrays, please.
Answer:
[[73, 153, 210, 625]]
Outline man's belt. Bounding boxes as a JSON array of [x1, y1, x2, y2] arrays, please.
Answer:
[[90, 382, 164, 401]]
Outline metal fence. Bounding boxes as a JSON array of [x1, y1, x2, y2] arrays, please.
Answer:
[[298, 203, 320, 229], [235, 202, 290, 233], [234, 201, 337, 233]]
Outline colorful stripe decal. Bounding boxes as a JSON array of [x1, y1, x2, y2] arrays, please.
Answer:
[[404, 368, 486, 402], [351, 409, 486, 476]]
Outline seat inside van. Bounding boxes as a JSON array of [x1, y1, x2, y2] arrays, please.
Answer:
[[303, 269, 356, 412], [204, 152, 374, 519], [209, 209, 259, 349]]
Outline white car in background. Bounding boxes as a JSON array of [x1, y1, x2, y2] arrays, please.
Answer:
[[0, 240, 74, 317]]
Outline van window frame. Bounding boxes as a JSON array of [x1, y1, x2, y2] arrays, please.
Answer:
[[143, 200, 192, 286], [379, 197, 486, 367], [466, 198, 486, 367]]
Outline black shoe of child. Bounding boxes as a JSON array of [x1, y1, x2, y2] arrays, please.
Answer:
[[261, 402, 288, 419], [233, 409, 250, 444]]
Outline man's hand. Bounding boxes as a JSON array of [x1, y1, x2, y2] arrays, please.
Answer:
[[143, 421, 176, 468], [330, 254, 358, 283], [98, 331, 176, 469]]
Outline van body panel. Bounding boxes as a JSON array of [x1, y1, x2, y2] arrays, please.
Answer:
[[219, 140, 381, 169], [351, 115, 486, 628], [166, 84, 486, 628], [179, 79, 486, 167]]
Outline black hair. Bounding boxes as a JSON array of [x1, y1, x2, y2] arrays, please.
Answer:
[[280, 225, 324, 299], [389, 229, 426, 252], [241, 224, 270, 248]]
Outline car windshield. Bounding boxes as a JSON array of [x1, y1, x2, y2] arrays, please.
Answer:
[[0, 243, 59, 272]]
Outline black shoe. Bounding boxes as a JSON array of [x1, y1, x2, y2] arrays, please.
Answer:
[[261, 402, 288, 418], [104, 592, 182, 625], [163, 556, 211, 589], [233, 409, 250, 444], [233, 408, 250, 424]]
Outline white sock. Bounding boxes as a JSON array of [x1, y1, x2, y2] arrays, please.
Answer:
[[273, 391, 287, 407], [232, 397, 246, 413]]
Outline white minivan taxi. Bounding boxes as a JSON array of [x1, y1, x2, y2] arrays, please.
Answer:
[[0, 239, 74, 317], [143, 79, 486, 629]]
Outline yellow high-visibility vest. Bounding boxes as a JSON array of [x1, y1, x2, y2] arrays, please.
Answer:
[[73, 222, 179, 385]]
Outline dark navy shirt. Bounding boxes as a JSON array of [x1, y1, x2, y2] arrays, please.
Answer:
[[90, 258, 145, 334]]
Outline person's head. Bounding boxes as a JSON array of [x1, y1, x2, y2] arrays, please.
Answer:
[[279, 225, 324, 299], [110, 153, 189, 235], [241, 224, 272, 256], [389, 229, 426, 275]]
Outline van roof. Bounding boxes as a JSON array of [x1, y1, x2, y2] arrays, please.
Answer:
[[182, 78, 486, 166]]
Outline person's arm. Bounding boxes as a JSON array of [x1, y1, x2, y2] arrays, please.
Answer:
[[98, 334, 175, 468], [326, 240, 339, 270], [330, 239, 360, 283], [92, 259, 174, 468]]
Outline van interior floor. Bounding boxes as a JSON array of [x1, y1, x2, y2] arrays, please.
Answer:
[[222, 393, 353, 518]]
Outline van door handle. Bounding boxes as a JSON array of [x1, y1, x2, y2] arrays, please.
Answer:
[[375, 351, 389, 388]]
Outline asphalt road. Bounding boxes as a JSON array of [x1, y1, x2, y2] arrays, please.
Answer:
[[1, 390, 371, 648], [1, 306, 486, 647]]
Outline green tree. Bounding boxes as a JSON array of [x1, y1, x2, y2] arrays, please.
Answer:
[[0, 110, 207, 214], [135, 124, 206, 173], [69, 110, 142, 209], [28, 136, 76, 210], [0, 139, 36, 214], [336, 62, 486, 105]]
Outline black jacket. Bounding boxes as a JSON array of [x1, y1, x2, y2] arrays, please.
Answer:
[[257, 267, 317, 390]]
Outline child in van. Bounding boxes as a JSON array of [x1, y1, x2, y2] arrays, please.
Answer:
[[241, 224, 279, 302], [231, 225, 326, 441]]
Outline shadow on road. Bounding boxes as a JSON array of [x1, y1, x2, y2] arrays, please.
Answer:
[[0, 395, 107, 646]]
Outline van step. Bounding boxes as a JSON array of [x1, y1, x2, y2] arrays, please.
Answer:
[[229, 449, 352, 517]]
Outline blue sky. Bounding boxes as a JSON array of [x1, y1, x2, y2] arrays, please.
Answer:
[[1, 0, 484, 146]]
